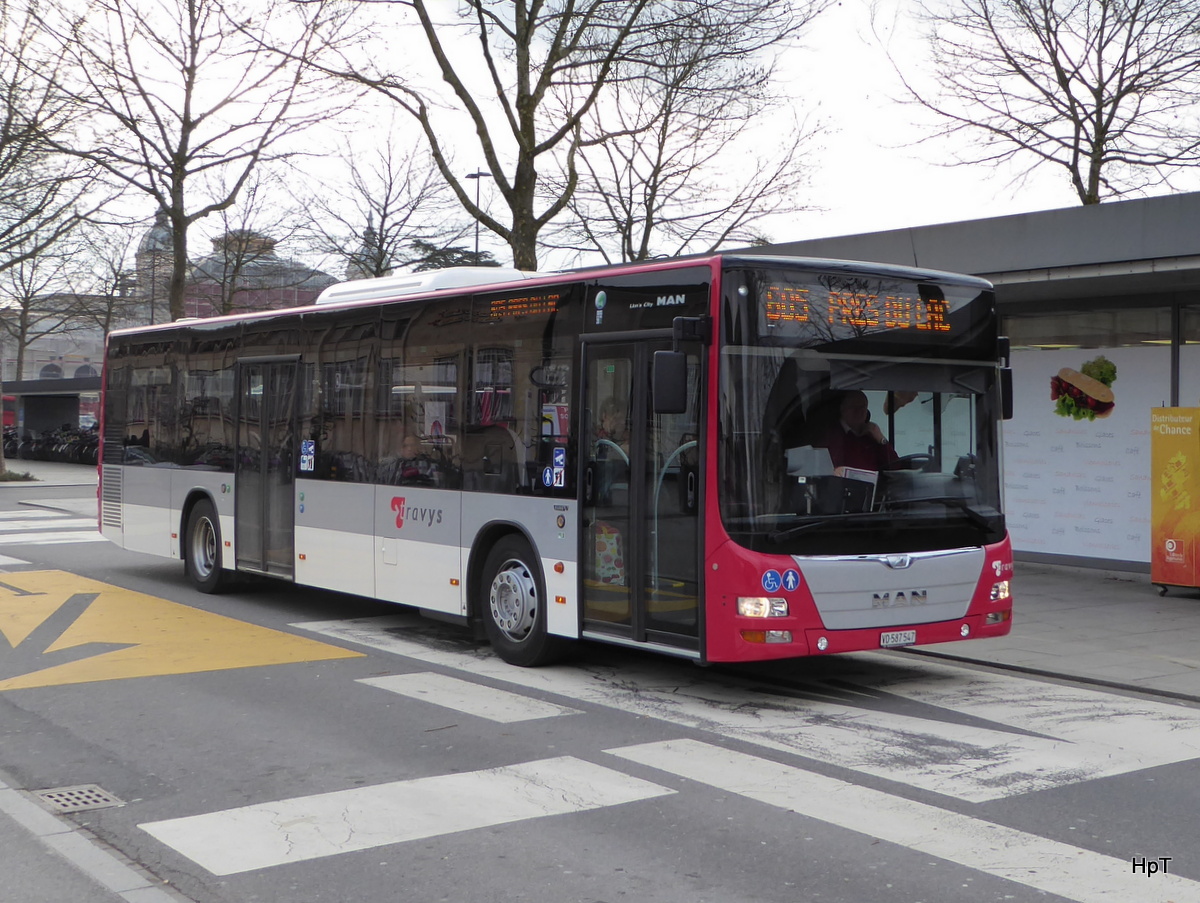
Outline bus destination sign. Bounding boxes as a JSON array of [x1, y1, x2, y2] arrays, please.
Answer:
[[489, 292, 561, 319], [763, 285, 952, 333]]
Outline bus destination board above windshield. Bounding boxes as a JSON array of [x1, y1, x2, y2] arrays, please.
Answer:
[[763, 284, 952, 333]]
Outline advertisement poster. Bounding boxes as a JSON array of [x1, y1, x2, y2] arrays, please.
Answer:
[[1004, 346, 1167, 564], [1150, 408, 1200, 587]]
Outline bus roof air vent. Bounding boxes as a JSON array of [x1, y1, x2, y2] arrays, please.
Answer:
[[315, 267, 531, 305]]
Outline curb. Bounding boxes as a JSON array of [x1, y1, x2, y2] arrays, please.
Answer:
[[901, 647, 1200, 706]]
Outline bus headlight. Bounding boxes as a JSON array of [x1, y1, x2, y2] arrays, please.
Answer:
[[990, 580, 1011, 602], [737, 597, 788, 617]]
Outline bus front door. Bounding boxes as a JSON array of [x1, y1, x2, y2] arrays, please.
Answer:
[[235, 360, 297, 579], [581, 342, 702, 654]]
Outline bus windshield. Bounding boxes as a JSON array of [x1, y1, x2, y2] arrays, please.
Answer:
[[719, 265, 1006, 555]]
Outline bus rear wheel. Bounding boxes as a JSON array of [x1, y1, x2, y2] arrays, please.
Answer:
[[185, 498, 228, 594], [480, 535, 564, 667]]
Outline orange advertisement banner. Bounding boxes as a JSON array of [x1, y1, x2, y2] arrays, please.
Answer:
[[1151, 408, 1200, 585]]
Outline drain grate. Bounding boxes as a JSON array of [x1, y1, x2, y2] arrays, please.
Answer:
[[34, 784, 125, 813]]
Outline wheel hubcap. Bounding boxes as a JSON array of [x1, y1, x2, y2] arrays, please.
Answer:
[[489, 558, 537, 642], [192, 517, 217, 578]]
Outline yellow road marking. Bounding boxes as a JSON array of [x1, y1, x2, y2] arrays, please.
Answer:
[[0, 571, 363, 691]]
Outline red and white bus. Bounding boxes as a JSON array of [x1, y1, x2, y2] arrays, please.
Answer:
[[99, 255, 1013, 666]]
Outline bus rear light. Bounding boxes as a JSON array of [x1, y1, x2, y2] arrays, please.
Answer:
[[990, 580, 1011, 602], [737, 597, 788, 618], [985, 610, 1011, 625], [740, 629, 792, 644]]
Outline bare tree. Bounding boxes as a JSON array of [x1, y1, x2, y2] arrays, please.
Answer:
[[339, 1, 796, 270], [901, 0, 1200, 204], [0, 234, 93, 383], [186, 169, 334, 316], [294, 130, 473, 279], [66, 222, 145, 335], [0, 1, 110, 474], [0, 2, 103, 273], [549, 3, 826, 262], [28, 0, 359, 320]]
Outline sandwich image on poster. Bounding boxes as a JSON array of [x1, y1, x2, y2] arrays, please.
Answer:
[[1051, 355, 1117, 420]]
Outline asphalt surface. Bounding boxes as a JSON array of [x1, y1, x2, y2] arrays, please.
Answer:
[[2, 457, 1197, 902]]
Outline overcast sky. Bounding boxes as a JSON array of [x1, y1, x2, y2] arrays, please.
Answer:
[[274, 1, 1200, 270], [774, 0, 1088, 244]]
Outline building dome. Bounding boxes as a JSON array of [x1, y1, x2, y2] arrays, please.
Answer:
[[189, 230, 336, 292], [137, 210, 172, 256]]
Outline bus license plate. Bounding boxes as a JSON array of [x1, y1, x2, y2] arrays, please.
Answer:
[[880, 629, 917, 648]]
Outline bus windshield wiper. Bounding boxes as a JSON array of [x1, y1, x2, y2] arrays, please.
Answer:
[[766, 514, 873, 544], [893, 496, 995, 530], [767, 519, 831, 543]]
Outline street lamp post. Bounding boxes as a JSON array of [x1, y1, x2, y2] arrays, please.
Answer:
[[465, 170, 492, 259]]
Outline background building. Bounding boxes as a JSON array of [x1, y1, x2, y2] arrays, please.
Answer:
[[4, 217, 336, 435]]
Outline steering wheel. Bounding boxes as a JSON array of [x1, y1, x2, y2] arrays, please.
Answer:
[[893, 454, 932, 471], [595, 438, 629, 465]]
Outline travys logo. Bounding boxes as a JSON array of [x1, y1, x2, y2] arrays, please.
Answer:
[[390, 496, 444, 529]]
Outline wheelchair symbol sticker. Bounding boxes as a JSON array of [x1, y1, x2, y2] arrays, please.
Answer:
[[761, 570, 782, 592]]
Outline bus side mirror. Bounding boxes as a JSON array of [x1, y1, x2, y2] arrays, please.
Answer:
[[1000, 367, 1013, 420], [653, 350, 687, 414]]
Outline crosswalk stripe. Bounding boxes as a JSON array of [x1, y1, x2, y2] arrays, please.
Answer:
[[0, 510, 76, 520], [0, 509, 102, 547], [139, 757, 673, 875], [0, 518, 97, 531], [0, 530, 105, 545], [294, 615, 1200, 802], [357, 672, 580, 722], [607, 739, 1200, 903]]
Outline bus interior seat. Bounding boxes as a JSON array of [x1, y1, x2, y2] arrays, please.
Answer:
[[461, 424, 521, 492]]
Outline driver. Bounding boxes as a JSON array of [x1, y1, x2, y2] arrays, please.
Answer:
[[594, 395, 629, 505], [597, 396, 629, 454], [815, 390, 898, 474]]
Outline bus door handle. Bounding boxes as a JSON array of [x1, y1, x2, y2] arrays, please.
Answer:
[[678, 465, 698, 514], [584, 463, 595, 505]]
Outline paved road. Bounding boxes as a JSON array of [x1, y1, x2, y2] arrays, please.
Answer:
[[0, 475, 1198, 902]]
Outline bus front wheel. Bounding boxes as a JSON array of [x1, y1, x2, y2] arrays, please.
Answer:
[[480, 535, 564, 667], [185, 499, 228, 594]]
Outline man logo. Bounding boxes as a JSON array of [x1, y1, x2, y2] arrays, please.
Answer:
[[871, 590, 928, 609]]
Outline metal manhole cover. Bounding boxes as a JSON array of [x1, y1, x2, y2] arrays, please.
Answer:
[[34, 784, 124, 813]]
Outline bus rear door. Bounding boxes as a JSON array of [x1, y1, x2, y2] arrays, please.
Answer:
[[235, 358, 298, 579]]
